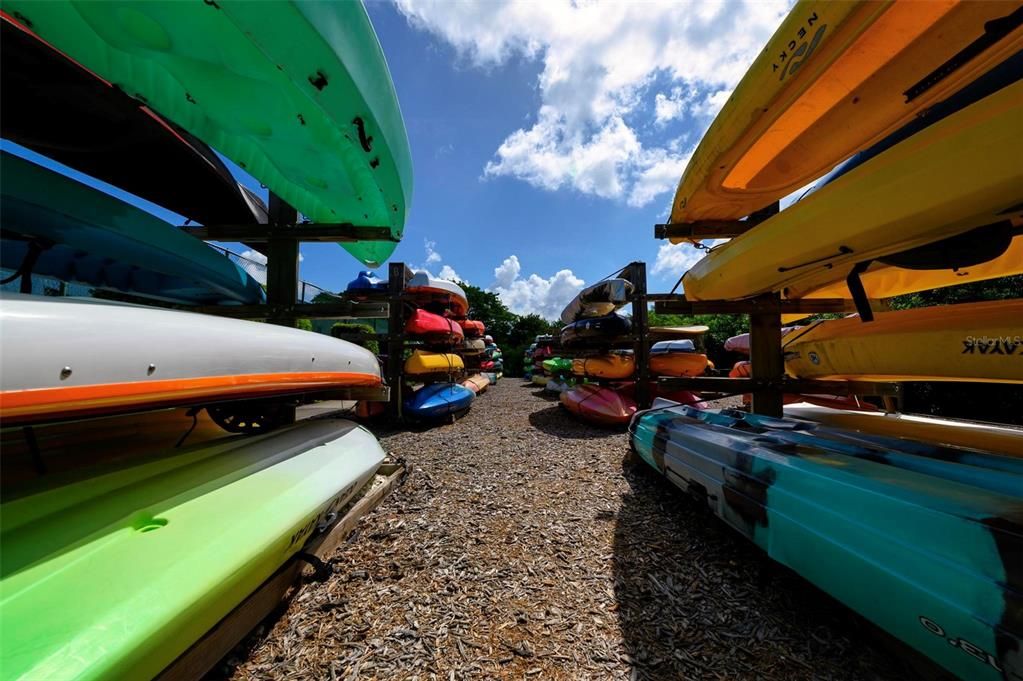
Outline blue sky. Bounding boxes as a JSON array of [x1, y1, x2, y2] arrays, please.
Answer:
[[5, 1, 788, 319]]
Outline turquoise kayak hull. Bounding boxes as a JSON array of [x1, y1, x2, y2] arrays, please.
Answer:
[[4, 1, 413, 267], [630, 403, 1023, 681], [1, 152, 265, 305]]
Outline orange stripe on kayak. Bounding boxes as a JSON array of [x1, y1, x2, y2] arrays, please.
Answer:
[[0, 372, 382, 419]]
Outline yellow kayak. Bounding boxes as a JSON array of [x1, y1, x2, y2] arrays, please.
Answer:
[[572, 354, 635, 380], [670, 0, 1023, 226], [783, 300, 1023, 383], [784, 233, 1023, 302], [404, 350, 463, 376], [785, 402, 1023, 458], [682, 78, 1023, 301]]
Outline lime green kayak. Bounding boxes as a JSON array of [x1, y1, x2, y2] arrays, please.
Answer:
[[0, 420, 384, 680], [4, 1, 412, 267]]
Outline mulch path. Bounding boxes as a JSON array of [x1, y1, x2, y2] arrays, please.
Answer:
[[221, 381, 910, 680]]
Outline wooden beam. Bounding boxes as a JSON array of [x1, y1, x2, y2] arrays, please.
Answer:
[[156, 464, 406, 681], [194, 301, 389, 320], [650, 294, 870, 315], [630, 262, 652, 409], [386, 262, 409, 420], [182, 223, 398, 243], [750, 297, 784, 417], [656, 376, 902, 397], [654, 219, 761, 240]]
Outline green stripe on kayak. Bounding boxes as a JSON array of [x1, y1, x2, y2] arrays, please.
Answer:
[[5, 1, 413, 267]]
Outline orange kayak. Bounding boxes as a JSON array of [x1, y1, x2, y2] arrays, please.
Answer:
[[572, 353, 635, 380]]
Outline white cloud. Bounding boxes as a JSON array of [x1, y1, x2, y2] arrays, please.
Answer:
[[651, 241, 715, 283], [396, 0, 786, 209], [423, 239, 442, 265], [489, 255, 584, 320], [438, 264, 462, 282]]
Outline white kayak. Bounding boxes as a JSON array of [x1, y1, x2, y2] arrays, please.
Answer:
[[406, 272, 468, 317], [0, 294, 381, 425]]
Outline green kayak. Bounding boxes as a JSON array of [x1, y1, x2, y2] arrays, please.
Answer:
[[5, 1, 412, 267], [0, 419, 384, 679], [542, 357, 573, 375]]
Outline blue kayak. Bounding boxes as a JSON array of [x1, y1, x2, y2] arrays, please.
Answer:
[[630, 402, 1023, 681], [404, 383, 473, 420], [346, 271, 387, 293], [1, 152, 265, 306]]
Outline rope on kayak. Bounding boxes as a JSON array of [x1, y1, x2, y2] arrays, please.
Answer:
[[296, 552, 332, 583], [175, 408, 201, 448]]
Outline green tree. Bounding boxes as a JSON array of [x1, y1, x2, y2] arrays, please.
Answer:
[[460, 283, 517, 339]]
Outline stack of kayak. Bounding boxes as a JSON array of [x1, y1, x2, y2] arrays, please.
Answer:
[[1, 2, 409, 677], [402, 272, 475, 420], [542, 357, 576, 394], [651, 1, 1023, 677], [529, 335, 558, 387], [483, 335, 504, 383], [559, 280, 708, 426]]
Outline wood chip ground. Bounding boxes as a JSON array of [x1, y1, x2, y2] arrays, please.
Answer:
[[221, 381, 912, 680]]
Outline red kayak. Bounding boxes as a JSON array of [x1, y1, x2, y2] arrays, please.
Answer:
[[459, 319, 485, 337], [405, 309, 463, 344], [561, 384, 636, 426], [562, 382, 706, 427], [480, 360, 495, 371]]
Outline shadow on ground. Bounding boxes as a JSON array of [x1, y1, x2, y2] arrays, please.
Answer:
[[528, 404, 627, 440], [612, 454, 914, 681]]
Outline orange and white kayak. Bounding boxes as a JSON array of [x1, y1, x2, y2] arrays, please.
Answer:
[[572, 353, 635, 380], [670, 0, 1023, 226], [407, 272, 468, 317], [0, 294, 382, 426]]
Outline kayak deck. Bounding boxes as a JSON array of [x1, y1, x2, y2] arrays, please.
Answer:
[[0, 419, 385, 680]]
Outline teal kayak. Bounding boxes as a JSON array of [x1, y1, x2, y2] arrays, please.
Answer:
[[1, 152, 265, 305], [630, 403, 1023, 681], [0, 419, 384, 680], [4, 1, 413, 267]]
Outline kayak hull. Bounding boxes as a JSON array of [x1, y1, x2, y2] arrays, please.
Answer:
[[785, 402, 1023, 459], [560, 278, 634, 324], [0, 295, 381, 425], [4, 0, 413, 266], [404, 309, 463, 344], [631, 402, 1023, 681], [782, 300, 1023, 383], [670, 1, 1023, 225], [406, 273, 468, 317], [561, 313, 632, 348], [682, 79, 1023, 301], [0, 419, 385, 680], [572, 354, 635, 380], [1, 17, 264, 228], [403, 350, 464, 377], [561, 383, 636, 426], [2, 153, 265, 306], [458, 319, 486, 337], [461, 374, 490, 395], [404, 383, 473, 419]]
